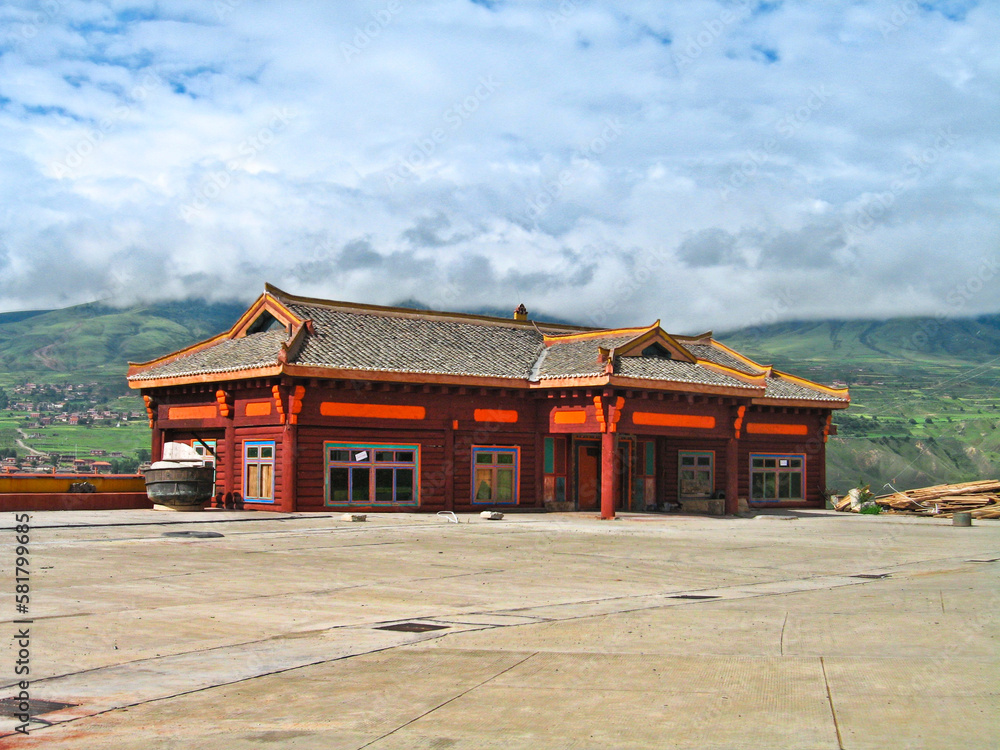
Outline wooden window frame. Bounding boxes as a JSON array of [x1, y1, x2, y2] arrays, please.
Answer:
[[243, 440, 275, 503], [471, 446, 520, 505], [324, 442, 420, 507], [678, 450, 715, 498], [543, 436, 567, 504], [750, 453, 806, 503]]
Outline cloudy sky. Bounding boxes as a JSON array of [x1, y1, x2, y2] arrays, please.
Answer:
[[0, 0, 997, 331]]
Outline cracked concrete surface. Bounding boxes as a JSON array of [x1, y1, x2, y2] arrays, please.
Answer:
[[0, 509, 997, 748]]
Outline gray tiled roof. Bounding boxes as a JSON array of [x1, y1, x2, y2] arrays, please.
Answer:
[[285, 302, 544, 379], [685, 343, 764, 374], [534, 335, 638, 379], [128, 331, 287, 381], [765, 377, 847, 402], [127, 291, 847, 404], [616, 356, 759, 389]]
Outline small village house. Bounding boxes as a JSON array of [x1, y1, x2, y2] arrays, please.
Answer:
[[127, 285, 849, 517]]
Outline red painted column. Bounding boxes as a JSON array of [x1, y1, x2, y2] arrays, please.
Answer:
[[601, 430, 616, 519], [726, 437, 740, 515], [281, 421, 297, 512]]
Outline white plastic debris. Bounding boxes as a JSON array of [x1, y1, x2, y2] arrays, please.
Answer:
[[436, 511, 459, 524], [479, 511, 504, 521], [340, 513, 366, 522]]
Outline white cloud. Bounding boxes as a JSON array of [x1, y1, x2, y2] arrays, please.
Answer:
[[0, 0, 997, 331]]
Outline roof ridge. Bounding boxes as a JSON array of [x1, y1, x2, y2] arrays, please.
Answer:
[[268, 284, 583, 334]]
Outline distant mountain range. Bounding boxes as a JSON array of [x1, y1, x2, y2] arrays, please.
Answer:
[[1, 298, 996, 493]]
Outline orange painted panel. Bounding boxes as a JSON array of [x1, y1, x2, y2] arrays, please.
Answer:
[[474, 409, 519, 423], [320, 402, 426, 420], [244, 402, 273, 417], [746, 423, 809, 436], [167, 405, 217, 420], [631, 412, 716, 429], [553, 410, 587, 425]]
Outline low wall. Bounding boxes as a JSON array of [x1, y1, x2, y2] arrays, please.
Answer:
[[0, 474, 152, 512]]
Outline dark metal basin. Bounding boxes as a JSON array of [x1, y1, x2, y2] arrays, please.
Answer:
[[143, 466, 215, 510]]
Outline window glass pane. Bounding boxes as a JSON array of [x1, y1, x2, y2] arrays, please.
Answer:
[[751, 472, 765, 498], [260, 464, 273, 499], [645, 442, 655, 475], [261, 446, 273, 459], [497, 453, 514, 465], [765, 459, 777, 468], [790, 459, 802, 468], [496, 469, 514, 501], [375, 451, 394, 462], [763, 473, 776, 498], [544, 437, 554, 474], [789, 473, 802, 498], [475, 453, 494, 465], [246, 463, 260, 497], [329, 468, 349, 503], [330, 449, 350, 462], [752, 458, 765, 468], [697, 456, 711, 467], [555, 476, 566, 502], [395, 451, 414, 463], [247, 446, 259, 459], [375, 468, 394, 502], [474, 468, 493, 500], [395, 469, 413, 503], [681, 456, 695, 466], [779, 472, 792, 498], [351, 467, 370, 502]]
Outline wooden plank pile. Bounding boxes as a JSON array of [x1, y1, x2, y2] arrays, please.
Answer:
[[836, 480, 1000, 518]]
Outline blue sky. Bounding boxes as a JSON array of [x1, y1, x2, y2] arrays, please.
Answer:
[[0, 0, 996, 331]]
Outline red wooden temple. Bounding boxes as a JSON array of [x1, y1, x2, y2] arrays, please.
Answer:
[[127, 284, 849, 517]]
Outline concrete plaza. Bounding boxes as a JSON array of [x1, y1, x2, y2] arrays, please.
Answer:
[[0, 508, 997, 749]]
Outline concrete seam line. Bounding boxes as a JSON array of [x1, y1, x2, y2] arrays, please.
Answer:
[[820, 656, 845, 750], [356, 651, 539, 750]]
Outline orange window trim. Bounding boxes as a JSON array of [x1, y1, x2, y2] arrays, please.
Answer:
[[553, 410, 587, 425], [167, 405, 217, 420], [746, 423, 809, 436], [474, 409, 519, 423], [632, 412, 716, 429], [320, 402, 426, 420], [244, 402, 273, 417]]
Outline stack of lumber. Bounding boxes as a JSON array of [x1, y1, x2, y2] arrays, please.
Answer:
[[874, 480, 1000, 519]]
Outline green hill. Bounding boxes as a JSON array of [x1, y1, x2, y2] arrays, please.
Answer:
[[0, 299, 246, 390], [719, 316, 1000, 493]]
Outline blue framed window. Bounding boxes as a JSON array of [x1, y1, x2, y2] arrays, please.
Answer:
[[750, 454, 805, 503], [244, 441, 275, 502], [325, 442, 419, 506], [472, 446, 519, 505]]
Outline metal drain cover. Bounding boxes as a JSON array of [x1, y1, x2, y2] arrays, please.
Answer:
[[162, 531, 225, 539], [669, 594, 720, 600], [376, 622, 449, 633], [0, 698, 76, 717]]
